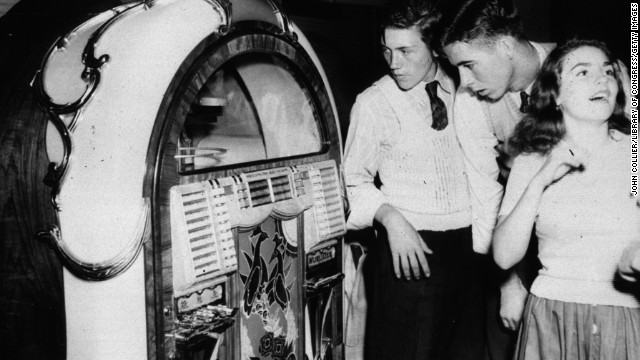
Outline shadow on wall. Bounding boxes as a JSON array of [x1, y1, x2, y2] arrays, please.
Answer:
[[0, 1, 125, 359], [284, 0, 390, 145], [551, 0, 629, 67]]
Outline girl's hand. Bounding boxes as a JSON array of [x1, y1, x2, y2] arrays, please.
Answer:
[[499, 273, 528, 331], [531, 142, 584, 190]]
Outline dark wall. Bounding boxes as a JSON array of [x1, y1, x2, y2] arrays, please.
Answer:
[[0, 1, 123, 359], [283, 1, 389, 143], [515, 0, 551, 41], [551, 0, 629, 66]]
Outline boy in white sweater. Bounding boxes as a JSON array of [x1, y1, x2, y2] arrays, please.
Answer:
[[344, 1, 485, 359]]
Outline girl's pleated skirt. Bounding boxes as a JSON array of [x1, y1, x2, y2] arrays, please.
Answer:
[[515, 294, 640, 360]]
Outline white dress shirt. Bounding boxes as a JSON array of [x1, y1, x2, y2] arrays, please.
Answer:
[[452, 41, 552, 253], [344, 67, 471, 236]]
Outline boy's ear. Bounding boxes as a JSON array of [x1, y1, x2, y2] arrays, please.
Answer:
[[497, 36, 516, 59]]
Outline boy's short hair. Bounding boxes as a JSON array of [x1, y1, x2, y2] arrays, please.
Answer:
[[381, 0, 443, 49], [438, 0, 524, 49]]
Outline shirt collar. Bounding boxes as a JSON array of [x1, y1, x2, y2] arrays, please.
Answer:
[[523, 41, 548, 94], [413, 63, 454, 95]]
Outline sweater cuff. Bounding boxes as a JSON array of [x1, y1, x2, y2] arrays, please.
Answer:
[[346, 192, 386, 231]]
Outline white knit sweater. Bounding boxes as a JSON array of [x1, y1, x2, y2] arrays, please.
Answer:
[[344, 72, 471, 234], [500, 132, 640, 307]]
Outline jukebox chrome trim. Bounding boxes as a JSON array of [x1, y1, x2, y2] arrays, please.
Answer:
[[35, 198, 151, 281], [32, 2, 141, 210], [265, 0, 297, 41], [30, 1, 155, 281], [30, 0, 231, 281], [203, 0, 231, 35], [33, 3, 139, 112]]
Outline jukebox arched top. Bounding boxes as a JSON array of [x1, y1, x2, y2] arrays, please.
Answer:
[[175, 37, 329, 174]]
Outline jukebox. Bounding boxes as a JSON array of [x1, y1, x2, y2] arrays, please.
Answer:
[[32, 0, 346, 359]]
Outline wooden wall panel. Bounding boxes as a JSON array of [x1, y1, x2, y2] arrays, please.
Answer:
[[0, 1, 121, 358]]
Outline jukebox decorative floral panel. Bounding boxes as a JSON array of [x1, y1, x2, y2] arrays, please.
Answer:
[[238, 217, 300, 360]]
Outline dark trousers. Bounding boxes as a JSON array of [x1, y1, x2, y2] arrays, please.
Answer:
[[484, 264, 518, 360], [363, 226, 487, 360], [484, 234, 540, 360]]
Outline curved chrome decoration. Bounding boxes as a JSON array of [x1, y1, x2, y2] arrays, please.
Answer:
[[32, 40, 100, 115], [142, 0, 157, 10], [204, 0, 232, 36], [41, 109, 72, 211], [32, 2, 148, 280], [33, 3, 138, 113], [32, 3, 141, 209], [265, 0, 297, 41], [35, 198, 151, 281]]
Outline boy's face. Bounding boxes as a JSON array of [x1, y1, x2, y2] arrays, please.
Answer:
[[443, 38, 514, 100], [382, 26, 437, 90]]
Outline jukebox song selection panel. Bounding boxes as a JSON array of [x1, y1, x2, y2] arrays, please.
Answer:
[[169, 159, 346, 294]]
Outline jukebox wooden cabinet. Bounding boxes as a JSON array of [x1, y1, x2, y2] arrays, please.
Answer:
[[31, 0, 346, 359]]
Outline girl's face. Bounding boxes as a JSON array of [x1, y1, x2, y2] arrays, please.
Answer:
[[556, 46, 618, 125]]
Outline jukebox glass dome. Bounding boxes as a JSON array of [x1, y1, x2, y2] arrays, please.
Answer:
[[178, 53, 324, 172]]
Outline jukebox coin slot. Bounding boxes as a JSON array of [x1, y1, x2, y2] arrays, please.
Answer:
[[171, 283, 237, 360]]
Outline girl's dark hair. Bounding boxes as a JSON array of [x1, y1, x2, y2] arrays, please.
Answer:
[[508, 39, 630, 156], [381, 0, 443, 49]]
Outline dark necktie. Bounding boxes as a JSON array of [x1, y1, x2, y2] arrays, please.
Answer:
[[519, 91, 531, 113], [425, 81, 448, 131]]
